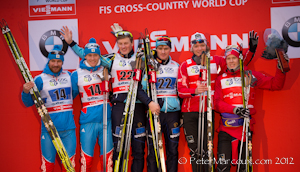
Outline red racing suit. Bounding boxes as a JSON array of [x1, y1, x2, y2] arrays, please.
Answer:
[[214, 67, 286, 163], [177, 55, 226, 112], [178, 51, 254, 112]]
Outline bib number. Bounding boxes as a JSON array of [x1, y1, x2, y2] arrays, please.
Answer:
[[117, 70, 133, 81], [156, 77, 176, 90], [49, 87, 71, 101], [83, 83, 102, 97]]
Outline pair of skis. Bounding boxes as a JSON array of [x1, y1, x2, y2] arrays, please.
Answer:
[[0, 20, 75, 172], [237, 45, 253, 172], [114, 38, 144, 172], [197, 50, 214, 172], [114, 33, 166, 172], [144, 34, 166, 172]]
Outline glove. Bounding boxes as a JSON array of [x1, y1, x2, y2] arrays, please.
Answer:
[[233, 107, 250, 118], [262, 50, 274, 59], [97, 67, 111, 81], [249, 30, 259, 53], [262, 36, 288, 59], [136, 50, 145, 59], [130, 59, 145, 71], [147, 57, 160, 71], [281, 40, 288, 53], [244, 70, 257, 87], [110, 23, 123, 37]]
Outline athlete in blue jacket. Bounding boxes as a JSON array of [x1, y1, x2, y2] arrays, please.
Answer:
[[21, 45, 76, 172], [145, 36, 181, 172], [71, 38, 114, 172]]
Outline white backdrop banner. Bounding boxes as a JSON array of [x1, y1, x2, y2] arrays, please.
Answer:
[[271, 6, 300, 59], [28, 19, 79, 71]]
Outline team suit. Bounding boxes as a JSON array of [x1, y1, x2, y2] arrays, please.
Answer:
[[177, 32, 255, 172], [214, 58, 286, 171], [21, 46, 76, 172], [70, 38, 113, 172], [69, 40, 153, 172], [146, 56, 181, 172], [177, 53, 226, 172]]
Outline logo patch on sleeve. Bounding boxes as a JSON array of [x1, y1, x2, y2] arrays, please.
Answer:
[[186, 135, 194, 143]]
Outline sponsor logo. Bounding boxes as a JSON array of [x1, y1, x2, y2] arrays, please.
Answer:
[[158, 68, 164, 74], [134, 127, 146, 138], [186, 135, 194, 143], [223, 92, 242, 99], [191, 66, 199, 74], [58, 78, 68, 84], [119, 86, 128, 90], [164, 67, 174, 74], [84, 75, 92, 82], [39, 30, 68, 59], [282, 16, 300, 47], [219, 154, 225, 161], [186, 59, 192, 64], [29, 0, 76, 17], [234, 77, 241, 83], [49, 79, 58, 86], [119, 60, 127, 67], [225, 119, 236, 127], [225, 78, 233, 85], [92, 74, 98, 80]]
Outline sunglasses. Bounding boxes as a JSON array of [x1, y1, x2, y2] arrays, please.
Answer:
[[191, 39, 205, 44], [50, 50, 64, 55], [85, 43, 100, 49], [225, 45, 239, 50], [156, 36, 171, 42], [116, 31, 133, 38]]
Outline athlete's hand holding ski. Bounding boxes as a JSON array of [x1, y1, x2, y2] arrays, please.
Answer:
[[234, 107, 250, 118], [23, 81, 35, 94], [148, 101, 161, 115], [1, 19, 75, 172], [195, 81, 208, 95]]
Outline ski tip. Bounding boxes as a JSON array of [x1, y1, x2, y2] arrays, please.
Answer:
[[144, 28, 149, 36], [0, 19, 3, 29], [0, 19, 7, 29]]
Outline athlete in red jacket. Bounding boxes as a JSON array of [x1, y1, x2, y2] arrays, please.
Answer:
[[177, 31, 256, 172], [214, 44, 287, 172]]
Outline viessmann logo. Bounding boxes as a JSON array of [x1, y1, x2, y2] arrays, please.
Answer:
[[29, 0, 76, 17]]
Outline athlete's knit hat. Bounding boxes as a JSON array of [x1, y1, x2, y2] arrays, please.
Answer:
[[191, 32, 207, 45], [225, 45, 240, 58], [84, 38, 100, 57], [48, 45, 64, 62], [156, 35, 172, 48], [190, 32, 207, 51]]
